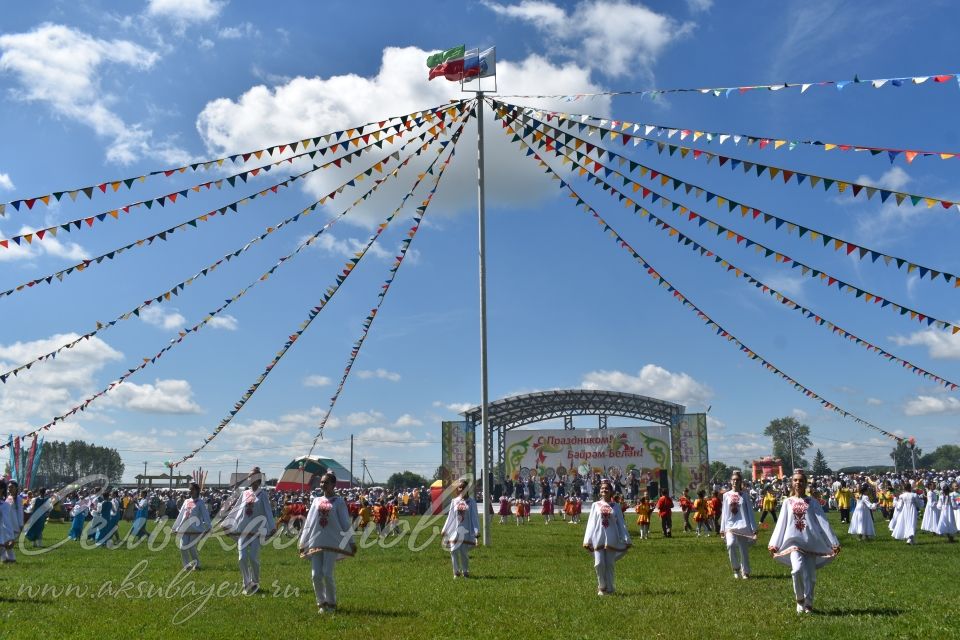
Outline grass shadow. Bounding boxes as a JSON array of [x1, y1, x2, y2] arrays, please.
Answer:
[[337, 606, 416, 618], [812, 607, 903, 617]]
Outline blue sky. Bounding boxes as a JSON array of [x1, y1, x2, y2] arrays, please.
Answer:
[[1, 0, 958, 482]]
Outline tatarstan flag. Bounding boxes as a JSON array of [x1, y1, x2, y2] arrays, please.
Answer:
[[427, 45, 465, 81]]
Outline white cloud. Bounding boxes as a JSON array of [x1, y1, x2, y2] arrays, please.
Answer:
[[890, 327, 960, 360], [483, 0, 693, 78], [0, 333, 122, 422], [855, 166, 912, 192], [706, 415, 725, 431], [394, 413, 423, 427], [146, 0, 225, 24], [358, 427, 414, 442], [580, 364, 712, 407], [791, 408, 809, 421], [218, 23, 259, 39], [139, 305, 187, 330], [356, 368, 401, 382], [686, 0, 713, 11], [903, 395, 960, 416], [207, 314, 238, 330], [198, 38, 215, 50], [866, 397, 883, 406], [445, 402, 474, 413], [0, 225, 89, 263], [195, 46, 609, 226], [102, 429, 163, 450], [102, 379, 202, 414], [0, 173, 14, 191], [307, 232, 392, 260], [0, 24, 182, 164], [345, 410, 385, 426], [303, 375, 332, 388]]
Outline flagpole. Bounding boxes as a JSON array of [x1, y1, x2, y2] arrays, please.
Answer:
[[475, 91, 492, 547]]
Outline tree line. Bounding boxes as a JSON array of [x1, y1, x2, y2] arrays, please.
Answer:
[[33, 440, 125, 487]]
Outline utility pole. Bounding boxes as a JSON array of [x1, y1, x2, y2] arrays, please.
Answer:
[[361, 458, 366, 489], [142, 461, 147, 488], [350, 434, 354, 489], [787, 422, 796, 473]]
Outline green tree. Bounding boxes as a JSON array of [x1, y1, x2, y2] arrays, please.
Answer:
[[918, 444, 960, 470], [811, 449, 831, 475], [890, 440, 921, 472], [709, 460, 731, 483], [387, 471, 430, 491], [34, 440, 125, 487], [432, 465, 445, 482], [763, 417, 812, 474]]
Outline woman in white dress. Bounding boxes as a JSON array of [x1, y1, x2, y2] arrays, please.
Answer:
[[848, 484, 877, 540], [440, 479, 479, 578], [720, 470, 757, 579], [920, 481, 941, 534], [934, 483, 957, 543], [767, 469, 840, 614], [171, 483, 212, 570], [583, 479, 631, 596], [890, 482, 921, 545], [299, 472, 355, 613]]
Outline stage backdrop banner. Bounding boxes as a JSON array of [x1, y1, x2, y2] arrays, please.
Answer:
[[441, 421, 475, 485], [504, 427, 671, 483], [671, 413, 710, 491]]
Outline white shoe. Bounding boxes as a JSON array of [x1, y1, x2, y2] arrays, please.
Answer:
[[740, 572, 749, 580], [796, 604, 805, 614], [733, 572, 740, 579]]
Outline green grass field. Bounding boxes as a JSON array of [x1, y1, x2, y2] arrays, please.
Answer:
[[0, 512, 956, 640]]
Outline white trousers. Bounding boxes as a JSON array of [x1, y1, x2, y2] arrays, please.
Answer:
[[725, 534, 751, 575], [179, 533, 201, 569], [238, 536, 261, 589], [593, 550, 616, 593], [450, 545, 470, 575], [789, 550, 816, 606], [310, 552, 337, 606], [1, 547, 14, 562]]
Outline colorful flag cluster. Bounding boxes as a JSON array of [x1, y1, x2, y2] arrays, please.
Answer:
[[6, 435, 43, 488], [0, 116, 461, 385], [503, 108, 959, 390], [497, 101, 960, 290], [493, 107, 904, 441], [0, 107, 463, 252], [172, 111, 473, 466], [427, 45, 495, 82], [0, 104, 467, 300], [547, 109, 960, 164], [0, 101, 467, 216], [496, 71, 959, 101], [0, 104, 472, 449], [308, 109, 467, 453], [501, 103, 960, 214]]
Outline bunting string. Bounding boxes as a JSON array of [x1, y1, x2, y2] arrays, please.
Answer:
[[306, 109, 467, 455], [499, 101, 960, 337], [0, 104, 467, 252], [172, 107, 473, 465], [0, 108, 470, 449], [534, 108, 960, 164], [0, 112, 463, 385], [504, 110, 959, 389], [494, 111, 902, 441], [499, 101, 960, 293], [0, 104, 467, 300], [498, 102, 960, 214], [0, 101, 466, 216], [495, 71, 958, 101]]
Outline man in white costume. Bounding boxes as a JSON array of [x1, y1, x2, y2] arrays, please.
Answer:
[[172, 482, 212, 570], [768, 469, 840, 614], [220, 467, 275, 594], [720, 470, 757, 579], [299, 472, 356, 612]]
